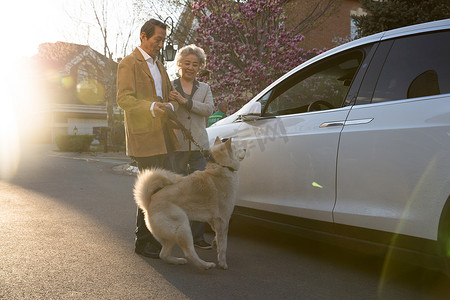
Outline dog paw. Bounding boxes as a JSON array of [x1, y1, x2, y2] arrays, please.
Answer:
[[204, 262, 216, 270], [218, 262, 228, 270], [176, 258, 188, 265], [162, 257, 187, 265]]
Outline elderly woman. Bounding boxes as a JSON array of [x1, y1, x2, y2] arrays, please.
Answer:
[[169, 44, 215, 249]]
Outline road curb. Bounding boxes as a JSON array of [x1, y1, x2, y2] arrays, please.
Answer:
[[112, 164, 139, 176]]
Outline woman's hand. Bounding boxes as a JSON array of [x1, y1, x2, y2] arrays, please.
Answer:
[[169, 90, 186, 105]]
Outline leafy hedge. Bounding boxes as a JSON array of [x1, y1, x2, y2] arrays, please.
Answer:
[[55, 135, 94, 152], [353, 0, 450, 37]]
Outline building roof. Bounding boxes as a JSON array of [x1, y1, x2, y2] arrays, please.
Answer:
[[33, 41, 104, 70]]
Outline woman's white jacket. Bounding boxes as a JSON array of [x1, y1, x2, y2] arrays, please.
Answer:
[[172, 79, 215, 151]]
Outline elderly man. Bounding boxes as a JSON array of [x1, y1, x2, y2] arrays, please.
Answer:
[[117, 19, 179, 259]]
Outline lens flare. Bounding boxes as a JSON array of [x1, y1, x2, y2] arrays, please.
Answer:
[[76, 79, 105, 105], [61, 76, 74, 89], [377, 155, 442, 296], [312, 181, 323, 189], [0, 92, 21, 180], [45, 69, 61, 83]]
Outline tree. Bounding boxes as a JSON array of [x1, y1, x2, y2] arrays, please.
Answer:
[[65, 0, 138, 59], [132, 0, 198, 58], [353, 0, 450, 37], [282, 0, 339, 36], [192, 0, 323, 111], [133, 0, 338, 110], [66, 0, 139, 151], [134, 0, 338, 50]]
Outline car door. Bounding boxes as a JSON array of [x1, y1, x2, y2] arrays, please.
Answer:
[[233, 47, 373, 222], [335, 30, 450, 240]]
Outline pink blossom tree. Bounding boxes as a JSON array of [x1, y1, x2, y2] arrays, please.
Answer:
[[192, 0, 324, 111]]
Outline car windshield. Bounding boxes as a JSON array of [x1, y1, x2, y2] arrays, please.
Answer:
[[263, 52, 363, 116]]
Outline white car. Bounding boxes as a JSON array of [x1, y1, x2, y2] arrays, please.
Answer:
[[207, 19, 450, 275]]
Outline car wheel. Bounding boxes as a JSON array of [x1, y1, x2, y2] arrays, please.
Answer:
[[439, 200, 450, 278], [443, 221, 450, 277]]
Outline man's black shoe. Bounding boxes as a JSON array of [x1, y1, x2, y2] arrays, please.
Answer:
[[135, 241, 161, 259], [194, 240, 212, 250]]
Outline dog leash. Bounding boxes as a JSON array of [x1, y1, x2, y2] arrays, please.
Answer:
[[161, 106, 218, 165], [172, 79, 197, 174]]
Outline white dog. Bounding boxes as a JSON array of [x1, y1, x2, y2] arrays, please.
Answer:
[[134, 137, 245, 269]]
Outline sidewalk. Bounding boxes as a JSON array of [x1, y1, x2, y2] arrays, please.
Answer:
[[48, 146, 139, 176]]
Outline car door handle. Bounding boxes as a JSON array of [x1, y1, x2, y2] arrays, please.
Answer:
[[344, 118, 374, 126], [319, 121, 345, 128], [320, 118, 374, 128]]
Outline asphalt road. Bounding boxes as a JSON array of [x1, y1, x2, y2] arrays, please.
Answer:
[[1, 144, 450, 299]]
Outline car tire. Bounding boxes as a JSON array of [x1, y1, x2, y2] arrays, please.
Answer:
[[443, 222, 450, 277], [439, 197, 450, 278]]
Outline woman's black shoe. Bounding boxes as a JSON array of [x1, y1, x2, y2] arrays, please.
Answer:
[[135, 241, 161, 259]]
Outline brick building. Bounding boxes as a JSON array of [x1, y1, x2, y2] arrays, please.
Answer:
[[174, 0, 363, 52], [284, 0, 364, 50], [28, 42, 121, 144]]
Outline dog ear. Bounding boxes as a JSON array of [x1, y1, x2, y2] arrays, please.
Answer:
[[225, 138, 232, 152], [214, 136, 221, 145]]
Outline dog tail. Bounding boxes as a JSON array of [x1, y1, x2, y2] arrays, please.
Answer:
[[134, 168, 180, 210]]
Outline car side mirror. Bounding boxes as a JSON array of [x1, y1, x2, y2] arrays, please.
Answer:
[[239, 102, 261, 121]]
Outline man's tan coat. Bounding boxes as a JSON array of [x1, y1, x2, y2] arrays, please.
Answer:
[[117, 48, 179, 157]]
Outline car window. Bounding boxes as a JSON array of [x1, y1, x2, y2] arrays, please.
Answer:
[[354, 41, 393, 105], [372, 30, 450, 103], [262, 51, 364, 116]]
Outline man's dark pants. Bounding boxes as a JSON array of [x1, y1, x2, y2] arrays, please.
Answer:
[[134, 154, 173, 247]]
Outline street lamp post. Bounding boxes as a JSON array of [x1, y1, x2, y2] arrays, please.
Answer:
[[163, 41, 176, 61], [160, 16, 177, 63]]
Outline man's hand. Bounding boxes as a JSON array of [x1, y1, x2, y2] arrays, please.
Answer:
[[152, 102, 172, 117]]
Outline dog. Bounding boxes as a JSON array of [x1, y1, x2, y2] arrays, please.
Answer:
[[134, 137, 246, 269]]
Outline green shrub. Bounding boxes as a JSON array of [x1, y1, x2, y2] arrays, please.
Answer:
[[55, 134, 94, 152]]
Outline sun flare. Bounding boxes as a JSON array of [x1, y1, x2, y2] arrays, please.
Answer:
[[0, 81, 21, 180], [0, 1, 64, 179]]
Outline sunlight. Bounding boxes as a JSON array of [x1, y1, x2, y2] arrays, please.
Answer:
[[377, 155, 443, 296], [0, 59, 51, 180], [0, 91, 20, 180], [0, 1, 62, 179], [1, 2, 58, 57], [0, 55, 29, 180]]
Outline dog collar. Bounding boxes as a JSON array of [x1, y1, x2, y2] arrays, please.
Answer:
[[216, 164, 237, 172], [204, 150, 237, 172]]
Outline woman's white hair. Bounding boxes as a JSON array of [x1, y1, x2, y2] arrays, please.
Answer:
[[175, 44, 206, 69]]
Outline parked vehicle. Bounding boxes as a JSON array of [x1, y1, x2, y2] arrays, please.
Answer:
[[207, 19, 450, 275]]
